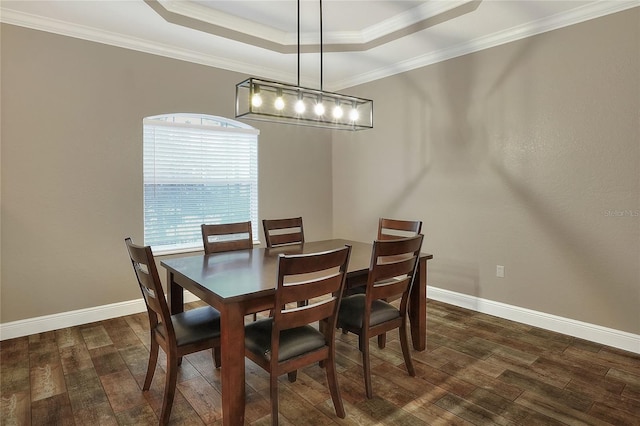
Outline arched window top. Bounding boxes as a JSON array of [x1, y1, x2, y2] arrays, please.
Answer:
[[145, 113, 258, 133]]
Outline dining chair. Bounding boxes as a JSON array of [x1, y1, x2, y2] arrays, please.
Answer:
[[244, 245, 352, 425], [263, 216, 308, 311], [124, 238, 222, 425], [202, 221, 264, 320], [201, 220, 253, 254], [262, 217, 304, 248], [375, 217, 423, 348], [378, 217, 422, 240], [336, 234, 424, 399]]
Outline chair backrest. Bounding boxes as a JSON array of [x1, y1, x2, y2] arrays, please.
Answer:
[[377, 218, 422, 241], [262, 217, 304, 248], [366, 235, 424, 311], [202, 221, 253, 254], [272, 245, 352, 335], [124, 238, 173, 336]]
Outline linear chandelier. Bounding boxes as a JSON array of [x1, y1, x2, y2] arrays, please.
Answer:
[[235, 0, 373, 131]]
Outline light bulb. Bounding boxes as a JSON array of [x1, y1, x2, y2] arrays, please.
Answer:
[[274, 97, 285, 110], [314, 102, 325, 116], [349, 107, 359, 121], [332, 104, 343, 119], [251, 84, 262, 108], [251, 93, 263, 108], [295, 99, 306, 114]]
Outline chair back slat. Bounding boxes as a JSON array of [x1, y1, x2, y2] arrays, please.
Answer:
[[378, 218, 422, 241], [371, 277, 412, 300], [372, 257, 419, 281], [375, 235, 423, 257], [262, 217, 304, 248], [268, 232, 304, 247], [202, 221, 253, 254], [279, 298, 337, 330], [278, 273, 341, 305], [125, 238, 173, 334]]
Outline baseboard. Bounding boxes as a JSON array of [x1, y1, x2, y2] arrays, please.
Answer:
[[0, 292, 200, 341], [428, 287, 640, 354], [2, 289, 638, 354]]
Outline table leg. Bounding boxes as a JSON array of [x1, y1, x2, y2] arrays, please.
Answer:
[[220, 303, 246, 426], [167, 271, 184, 314], [409, 256, 427, 351]]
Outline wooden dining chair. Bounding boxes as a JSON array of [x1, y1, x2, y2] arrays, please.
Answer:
[[202, 220, 253, 254], [124, 238, 222, 425], [244, 245, 352, 425], [378, 217, 422, 240], [336, 235, 424, 399], [262, 217, 304, 248], [375, 217, 423, 348], [202, 221, 264, 320]]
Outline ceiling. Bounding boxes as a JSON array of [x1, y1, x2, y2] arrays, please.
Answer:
[[1, 1, 636, 90]]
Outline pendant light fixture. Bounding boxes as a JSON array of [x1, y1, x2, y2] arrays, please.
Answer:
[[235, 0, 373, 131]]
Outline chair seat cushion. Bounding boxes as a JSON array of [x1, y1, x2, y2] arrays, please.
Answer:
[[157, 306, 221, 347], [245, 319, 326, 362], [337, 294, 400, 329]]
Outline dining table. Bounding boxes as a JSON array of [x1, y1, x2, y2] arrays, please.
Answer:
[[161, 238, 433, 425]]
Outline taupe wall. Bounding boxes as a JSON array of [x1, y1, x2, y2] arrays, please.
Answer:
[[2, 9, 639, 336], [1, 24, 333, 323], [333, 9, 639, 334]]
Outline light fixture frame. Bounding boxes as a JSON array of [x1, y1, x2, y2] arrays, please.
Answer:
[[235, 0, 373, 131], [236, 77, 373, 131]]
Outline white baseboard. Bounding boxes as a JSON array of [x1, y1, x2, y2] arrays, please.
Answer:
[[1, 289, 638, 354], [0, 292, 200, 341], [428, 287, 640, 354]]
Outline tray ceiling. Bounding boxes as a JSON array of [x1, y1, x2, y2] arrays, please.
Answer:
[[1, 0, 636, 90]]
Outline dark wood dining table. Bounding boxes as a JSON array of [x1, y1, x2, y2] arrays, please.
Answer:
[[161, 239, 433, 425]]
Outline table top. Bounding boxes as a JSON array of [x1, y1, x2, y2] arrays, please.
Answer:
[[161, 239, 432, 303]]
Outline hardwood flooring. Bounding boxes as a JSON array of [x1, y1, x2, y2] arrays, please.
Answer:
[[2, 300, 639, 425]]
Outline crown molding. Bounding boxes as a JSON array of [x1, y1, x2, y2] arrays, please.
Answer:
[[331, 0, 640, 90], [1, 1, 637, 90], [0, 7, 299, 83]]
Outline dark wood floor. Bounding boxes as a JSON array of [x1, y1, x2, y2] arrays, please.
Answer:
[[2, 299, 639, 425]]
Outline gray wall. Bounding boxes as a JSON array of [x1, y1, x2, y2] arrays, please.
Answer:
[[2, 8, 639, 337], [1, 24, 333, 322], [332, 9, 639, 334]]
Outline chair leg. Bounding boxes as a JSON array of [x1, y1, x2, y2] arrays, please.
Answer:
[[287, 370, 297, 382], [143, 339, 159, 390], [213, 347, 221, 368], [270, 371, 279, 426], [160, 351, 179, 425], [399, 322, 415, 376], [325, 353, 345, 418], [360, 335, 373, 399], [377, 333, 386, 349]]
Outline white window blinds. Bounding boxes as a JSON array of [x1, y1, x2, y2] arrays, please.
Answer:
[[143, 114, 259, 253]]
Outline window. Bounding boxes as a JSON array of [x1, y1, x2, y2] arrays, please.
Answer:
[[143, 113, 259, 253]]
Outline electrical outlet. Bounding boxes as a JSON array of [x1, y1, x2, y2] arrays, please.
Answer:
[[496, 265, 505, 278]]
